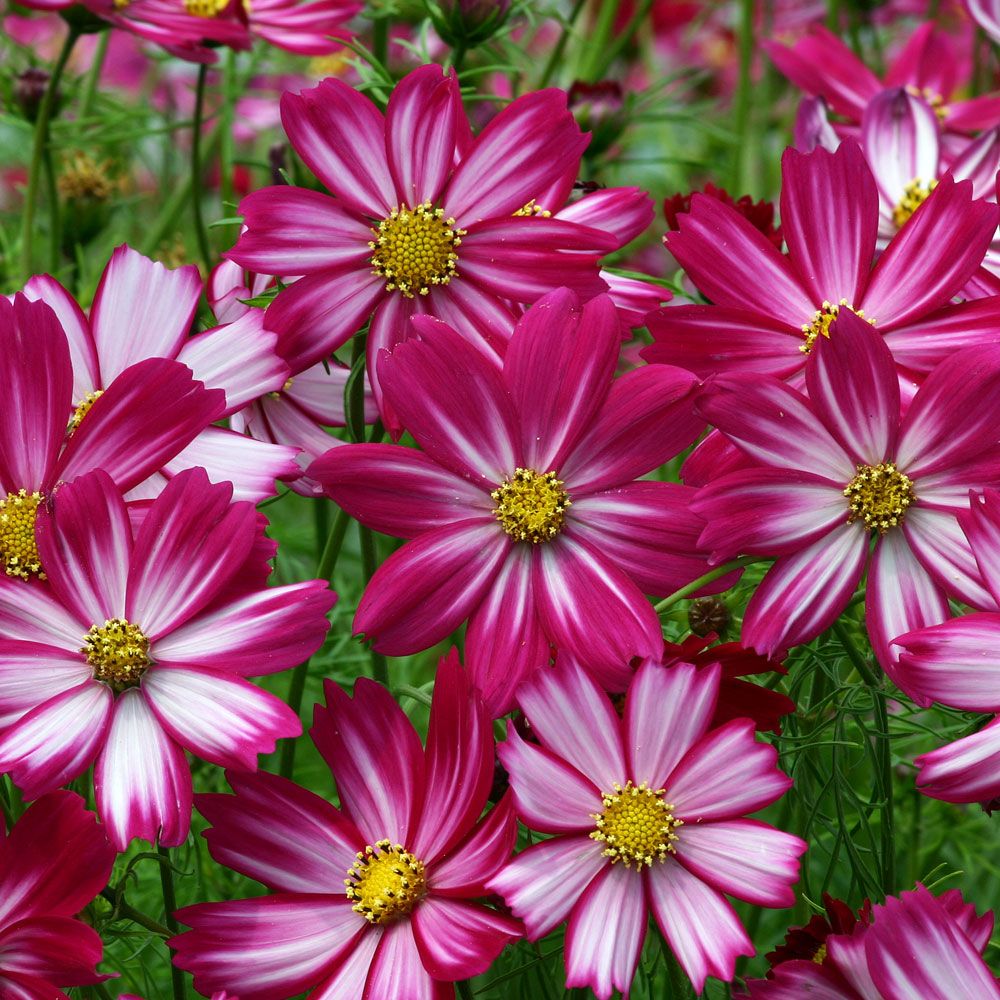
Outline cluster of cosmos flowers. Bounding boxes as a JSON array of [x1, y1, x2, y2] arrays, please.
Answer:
[[10, 0, 1000, 997]]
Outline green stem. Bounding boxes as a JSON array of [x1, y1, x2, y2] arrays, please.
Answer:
[[191, 63, 213, 274], [456, 981, 474, 1000], [580, 0, 620, 82], [538, 0, 586, 87], [79, 30, 109, 120], [43, 145, 60, 272], [451, 42, 467, 74], [20, 28, 78, 282], [373, 17, 389, 69], [99, 886, 172, 937], [588, 0, 652, 80], [220, 48, 237, 214], [359, 521, 388, 685], [653, 555, 760, 613], [731, 0, 754, 193], [157, 847, 186, 1000]]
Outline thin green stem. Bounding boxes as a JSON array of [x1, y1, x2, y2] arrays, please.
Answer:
[[220, 49, 237, 214], [456, 981, 474, 1000], [831, 619, 879, 687], [538, 0, 586, 87], [157, 846, 186, 1000], [20, 28, 78, 282], [99, 886, 172, 937], [373, 17, 389, 68], [588, 0, 652, 80], [451, 42, 467, 74], [653, 555, 761, 613], [731, 0, 754, 193], [359, 521, 388, 685], [79, 30, 110, 120], [43, 145, 60, 272], [191, 63, 213, 274], [580, 0, 620, 82]]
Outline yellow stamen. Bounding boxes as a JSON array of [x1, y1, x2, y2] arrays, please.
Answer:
[[0, 490, 45, 581], [892, 178, 938, 229], [800, 299, 875, 354], [513, 199, 552, 218], [82, 618, 151, 691], [68, 390, 104, 434], [844, 462, 915, 534], [590, 781, 683, 869], [491, 468, 571, 543], [812, 942, 828, 965], [345, 840, 427, 924], [184, 0, 231, 15]]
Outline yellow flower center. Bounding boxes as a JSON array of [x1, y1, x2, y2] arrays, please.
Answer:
[[0, 490, 45, 581], [513, 199, 552, 218], [590, 781, 683, 869], [369, 202, 466, 298], [812, 942, 828, 965], [58, 153, 114, 202], [82, 618, 152, 691], [345, 840, 427, 924], [67, 390, 104, 434], [892, 178, 938, 229], [491, 468, 571, 544], [800, 299, 875, 354], [184, 0, 230, 15], [844, 462, 915, 534], [905, 85, 947, 122]]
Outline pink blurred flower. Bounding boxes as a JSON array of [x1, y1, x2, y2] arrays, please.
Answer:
[[0, 293, 224, 583], [0, 466, 335, 850], [745, 884, 998, 998], [0, 791, 115, 996], [228, 64, 615, 431], [21, 245, 299, 503], [172, 654, 521, 999], [310, 288, 712, 715], [245, 0, 360, 54], [693, 310, 1000, 678], [490, 658, 803, 998]]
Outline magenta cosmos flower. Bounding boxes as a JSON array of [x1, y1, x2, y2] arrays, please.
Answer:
[[22, 245, 298, 503], [309, 288, 711, 715], [229, 64, 614, 428], [895, 488, 1000, 804], [643, 141, 1000, 390], [172, 654, 521, 1000], [0, 791, 115, 997], [0, 293, 223, 584], [489, 658, 803, 998], [764, 20, 1000, 133], [745, 884, 998, 998], [0, 467, 334, 850], [693, 309, 1000, 679]]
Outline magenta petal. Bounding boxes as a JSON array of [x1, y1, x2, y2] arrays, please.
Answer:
[[312, 927, 382, 1000], [625, 661, 720, 790], [143, 666, 301, 770], [555, 186, 654, 249], [781, 142, 878, 305], [93, 687, 192, 850], [0, 642, 92, 729], [310, 443, 490, 540], [960, 489, 1000, 605], [564, 862, 645, 1000], [646, 860, 753, 994], [311, 677, 424, 847], [0, 916, 106, 986], [363, 921, 450, 1000], [280, 78, 394, 216], [0, 577, 86, 649], [365, 293, 420, 435], [953, 126, 1000, 198], [411, 898, 520, 981], [429, 794, 518, 897], [0, 681, 112, 801], [355, 521, 507, 656], [421, 278, 517, 358], [197, 769, 363, 893], [668, 719, 792, 821], [742, 522, 867, 656], [916, 716, 1000, 803], [866, 531, 950, 689], [676, 819, 805, 908], [503, 289, 619, 472], [0, 296, 72, 494], [884, 299, 1000, 375], [88, 245, 201, 383], [35, 469, 132, 626]]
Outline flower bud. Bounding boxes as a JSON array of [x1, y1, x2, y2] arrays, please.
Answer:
[[568, 80, 626, 157], [14, 68, 53, 124], [687, 596, 730, 637], [426, 0, 511, 48]]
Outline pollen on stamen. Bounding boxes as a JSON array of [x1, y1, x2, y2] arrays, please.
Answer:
[[590, 780, 683, 869], [344, 840, 427, 924], [892, 177, 938, 229], [491, 468, 571, 543], [800, 299, 875, 354], [82, 618, 152, 691], [513, 199, 552, 218], [67, 389, 104, 434], [0, 489, 45, 581], [844, 461, 915, 534]]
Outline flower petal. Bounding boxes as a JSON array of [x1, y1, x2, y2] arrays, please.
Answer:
[[916, 716, 1000, 804], [363, 920, 448, 1000], [0, 642, 92, 729], [0, 917, 106, 986], [411, 897, 520, 981]]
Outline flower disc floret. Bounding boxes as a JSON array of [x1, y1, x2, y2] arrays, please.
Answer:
[[82, 618, 152, 691], [183, 0, 231, 16], [491, 468, 571, 543], [68, 390, 104, 434], [800, 300, 874, 354], [369, 202, 466, 298], [844, 462, 915, 534], [590, 781, 683, 869], [0, 490, 45, 580], [893, 178, 938, 228], [345, 840, 427, 924]]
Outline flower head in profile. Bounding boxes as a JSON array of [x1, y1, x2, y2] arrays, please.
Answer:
[[692, 309, 1000, 680], [746, 884, 998, 998], [310, 288, 713, 715], [172, 654, 520, 999], [229, 64, 616, 430], [489, 658, 804, 998], [0, 466, 335, 850], [0, 791, 115, 997]]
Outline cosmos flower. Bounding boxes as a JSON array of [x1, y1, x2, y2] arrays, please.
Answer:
[[171, 653, 520, 1000], [0, 292, 224, 584], [692, 309, 1000, 679], [310, 288, 712, 715], [229, 64, 615, 430], [489, 658, 803, 998], [643, 141, 1000, 392], [21, 245, 298, 503], [0, 791, 115, 997], [745, 884, 998, 998], [0, 466, 334, 850]]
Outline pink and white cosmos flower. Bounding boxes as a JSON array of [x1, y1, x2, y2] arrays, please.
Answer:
[[310, 288, 712, 715], [0, 466, 335, 850], [229, 64, 615, 431], [171, 653, 521, 1000], [693, 309, 1000, 680], [21, 245, 298, 503], [489, 658, 804, 998], [0, 791, 115, 998], [745, 884, 999, 998]]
